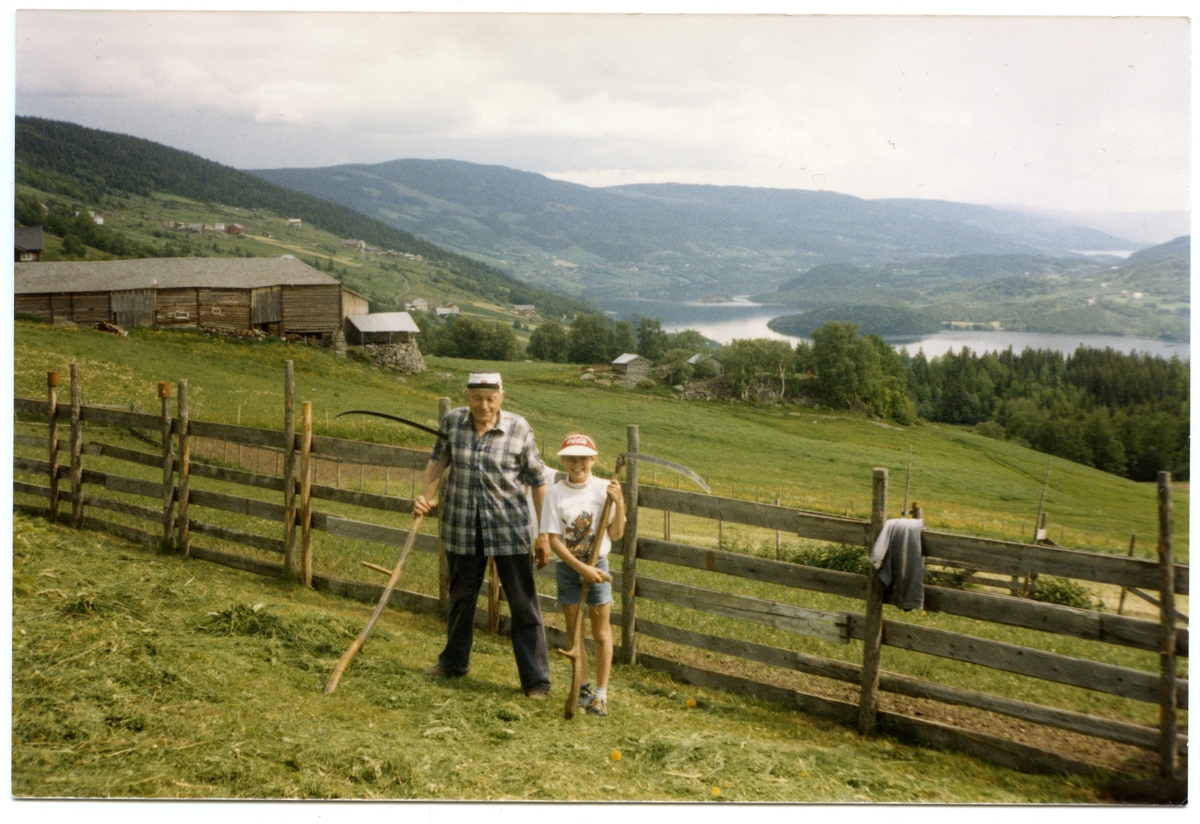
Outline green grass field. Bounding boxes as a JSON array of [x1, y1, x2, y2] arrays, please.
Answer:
[[11, 319, 1188, 799]]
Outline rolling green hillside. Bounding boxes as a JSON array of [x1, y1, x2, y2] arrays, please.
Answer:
[[14, 116, 590, 321], [13, 319, 1186, 562], [249, 158, 1135, 301]]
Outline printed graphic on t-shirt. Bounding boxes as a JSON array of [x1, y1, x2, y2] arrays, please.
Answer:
[[564, 511, 594, 557]]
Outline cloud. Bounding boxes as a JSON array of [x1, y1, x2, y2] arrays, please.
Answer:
[[15, 11, 1190, 212]]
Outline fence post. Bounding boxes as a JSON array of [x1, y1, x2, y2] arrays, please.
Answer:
[[69, 363, 84, 528], [620, 424, 640, 665], [283, 361, 299, 581], [857, 467, 888, 734], [300, 401, 314, 587], [158, 382, 175, 547], [176, 379, 192, 555], [1157, 471, 1178, 777], [437, 396, 451, 616], [47, 371, 60, 520]]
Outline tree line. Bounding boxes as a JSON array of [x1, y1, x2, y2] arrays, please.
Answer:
[[432, 311, 1186, 482]]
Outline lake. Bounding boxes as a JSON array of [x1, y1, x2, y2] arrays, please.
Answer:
[[598, 297, 1191, 361]]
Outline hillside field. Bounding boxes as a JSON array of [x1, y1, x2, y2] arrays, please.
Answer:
[[10, 320, 1188, 800]]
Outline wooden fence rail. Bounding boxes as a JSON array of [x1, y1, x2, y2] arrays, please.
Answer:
[[11, 364, 1189, 779]]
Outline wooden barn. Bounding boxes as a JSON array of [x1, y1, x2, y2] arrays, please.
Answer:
[[15, 256, 366, 341], [612, 353, 652, 380], [345, 311, 420, 346]]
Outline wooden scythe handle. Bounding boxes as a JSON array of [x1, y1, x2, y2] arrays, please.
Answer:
[[559, 456, 624, 719], [324, 454, 448, 695]]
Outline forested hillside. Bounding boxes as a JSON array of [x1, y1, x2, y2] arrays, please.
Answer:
[[766, 250, 1190, 340], [249, 157, 1135, 300], [14, 117, 589, 319]]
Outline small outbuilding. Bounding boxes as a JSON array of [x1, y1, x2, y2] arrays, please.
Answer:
[[15, 226, 43, 262], [345, 311, 420, 345], [612, 353, 652, 380]]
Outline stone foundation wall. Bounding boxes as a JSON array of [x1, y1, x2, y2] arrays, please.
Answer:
[[363, 340, 427, 374]]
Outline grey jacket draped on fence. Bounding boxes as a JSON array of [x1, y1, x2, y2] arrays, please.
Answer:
[[869, 518, 925, 611]]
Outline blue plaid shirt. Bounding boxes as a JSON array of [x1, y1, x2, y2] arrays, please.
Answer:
[[431, 407, 547, 556]]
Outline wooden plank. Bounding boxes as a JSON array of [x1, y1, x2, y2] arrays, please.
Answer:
[[15, 456, 52, 474], [635, 575, 850, 644], [858, 467, 888, 734], [308, 483, 415, 513], [845, 614, 1187, 706], [80, 469, 162, 499], [923, 530, 1189, 596], [187, 487, 289, 522], [637, 616, 1185, 755], [1157, 471, 1178, 777], [89, 442, 163, 471], [310, 573, 440, 617], [78, 515, 159, 548], [309, 435, 429, 470], [48, 375, 61, 519], [639, 485, 871, 546], [636, 653, 860, 727], [79, 493, 161, 523], [188, 460, 287, 492], [878, 669, 1188, 755], [311, 513, 439, 555], [187, 419, 288, 449], [637, 618, 861, 683], [14, 397, 50, 417], [159, 388, 176, 547], [876, 712, 1093, 776], [283, 360, 298, 581], [14, 480, 51, 499], [188, 546, 283, 578], [177, 379, 192, 556], [189, 519, 285, 554], [923, 584, 1184, 656], [79, 405, 164, 432], [637, 537, 867, 600], [14, 434, 45, 448], [300, 402, 313, 587], [70, 364, 83, 528], [621, 423, 640, 665]]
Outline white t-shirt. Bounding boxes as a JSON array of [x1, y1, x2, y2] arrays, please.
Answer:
[[540, 476, 615, 559]]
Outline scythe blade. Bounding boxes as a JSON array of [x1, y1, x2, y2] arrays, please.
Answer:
[[619, 452, 709, 494]]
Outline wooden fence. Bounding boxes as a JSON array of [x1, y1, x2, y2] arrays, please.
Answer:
[[11, 364, 1188, 779]]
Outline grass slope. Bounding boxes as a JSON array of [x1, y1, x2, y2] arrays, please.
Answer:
[[11, 512, 1105, 802]]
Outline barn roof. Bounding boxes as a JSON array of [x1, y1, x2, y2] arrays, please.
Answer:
[[14, 256, 339, 295], [346, 312, 420, 334], [15, 226, 44, 253]]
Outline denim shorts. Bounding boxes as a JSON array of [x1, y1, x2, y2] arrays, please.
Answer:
[[556, 555, 612, 607]]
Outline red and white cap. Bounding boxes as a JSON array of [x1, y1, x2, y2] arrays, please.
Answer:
[[557, 433, 598, 457]]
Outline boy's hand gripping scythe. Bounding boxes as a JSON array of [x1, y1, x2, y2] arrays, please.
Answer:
[[560, 455, 625, 719], [324, 410, 446, 695]]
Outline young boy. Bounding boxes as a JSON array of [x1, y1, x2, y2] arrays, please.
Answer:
[[539, 433, 626, 716]]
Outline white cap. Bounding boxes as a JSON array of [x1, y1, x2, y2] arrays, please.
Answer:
[[467, 371, 503, 391]]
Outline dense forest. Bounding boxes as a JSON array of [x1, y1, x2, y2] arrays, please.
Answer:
[[14, 116, 588, 320]]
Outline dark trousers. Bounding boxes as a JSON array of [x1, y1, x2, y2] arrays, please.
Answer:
[[438, 528, 551, 693]]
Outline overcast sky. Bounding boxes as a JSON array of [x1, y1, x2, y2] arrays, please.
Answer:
[[13, 10, 1191, 214]]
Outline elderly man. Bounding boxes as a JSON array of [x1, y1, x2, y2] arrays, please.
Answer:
[[413, 371, 553, 698]]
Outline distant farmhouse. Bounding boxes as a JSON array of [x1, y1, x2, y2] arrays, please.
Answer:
[[15, 226, 43, 262], [15, 256, 369, 343], [286, 218, 302, 228], [404, 297, 430, 312], [612, 353, 652, 381], [513, 304, 536, 316], [435, 303, 461, 318], [226, 224, 244, 235]]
